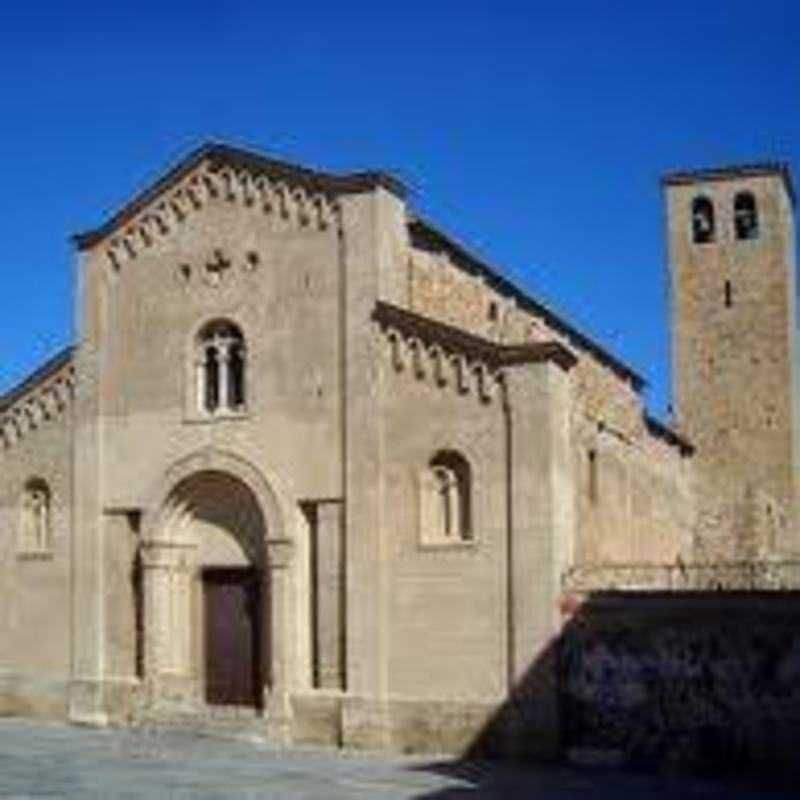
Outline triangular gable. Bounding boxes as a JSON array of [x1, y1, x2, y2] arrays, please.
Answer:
[[72, 141, 407, 255], [71, 141, 649, 400]]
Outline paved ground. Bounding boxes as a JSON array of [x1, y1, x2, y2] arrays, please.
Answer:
[[0, 719, 796, 799]]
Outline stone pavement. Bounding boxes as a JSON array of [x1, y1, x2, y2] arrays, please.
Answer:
[[0, 719, 796, 799]]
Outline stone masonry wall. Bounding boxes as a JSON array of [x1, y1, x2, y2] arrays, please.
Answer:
[[408, 243, 694, 568], [0, 359, 75, 718], [665, 172, 798, 560]]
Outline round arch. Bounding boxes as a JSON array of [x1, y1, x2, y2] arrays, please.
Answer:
[[144, 447, 288, 547], [138, 448, 296, 715]]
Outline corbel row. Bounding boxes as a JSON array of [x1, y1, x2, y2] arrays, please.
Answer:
[[105, 164, 340, 274], [0, 366, 76, 451], [384, 328, 503, 403]]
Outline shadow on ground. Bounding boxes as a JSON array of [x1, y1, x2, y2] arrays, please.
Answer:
[[407, 757, 800, 800]]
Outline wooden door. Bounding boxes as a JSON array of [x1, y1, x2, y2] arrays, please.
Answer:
[[203, 568, 261, 707]]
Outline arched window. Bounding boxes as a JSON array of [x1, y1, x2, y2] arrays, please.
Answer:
[[19, 478, 51, 552], [196, 320, 246, 415], [691, 196, 715, 244], [420, 450, 472, 543], [734, 191, 759, 240]]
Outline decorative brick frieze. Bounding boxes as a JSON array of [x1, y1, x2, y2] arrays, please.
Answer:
[[0, 359, 75, 452], [97, 161, 341, 275], [374, 299, 577, 405]]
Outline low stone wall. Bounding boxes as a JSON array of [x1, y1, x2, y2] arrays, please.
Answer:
[[564, 560, 800, 592], [559, 592, 800, 767]]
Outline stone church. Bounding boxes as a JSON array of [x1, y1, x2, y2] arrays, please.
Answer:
[[0, 144, 797, 755]]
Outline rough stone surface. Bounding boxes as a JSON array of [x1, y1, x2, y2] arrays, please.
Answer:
[[408, 241, 696, 570], [664, 170, 799, 559]]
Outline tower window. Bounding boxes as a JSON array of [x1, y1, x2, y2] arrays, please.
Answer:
[[734, 192, 759, 240], [196, 320, 247, 415], [691, 196, 715, 244], [724, 280, 733, 308]]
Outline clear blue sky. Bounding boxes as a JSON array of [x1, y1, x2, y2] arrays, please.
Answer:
[[1, 0, 798, 416]]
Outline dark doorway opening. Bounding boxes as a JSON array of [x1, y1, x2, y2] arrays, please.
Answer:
[[203, 568, 262, 708]]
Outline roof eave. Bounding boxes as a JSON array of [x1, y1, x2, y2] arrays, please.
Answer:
[[661, 162, 796, 208], [372, 300, 578, 372], [644, 412, 695, 456], [407, 215, 647, 391]]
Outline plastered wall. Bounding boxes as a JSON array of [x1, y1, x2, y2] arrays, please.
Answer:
[[380, 344, 508, 702]]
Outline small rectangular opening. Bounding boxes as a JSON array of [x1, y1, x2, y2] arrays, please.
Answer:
[[724, 280, 733, 308], [133, 553, 145, 680], [588, 449, 598, 505]]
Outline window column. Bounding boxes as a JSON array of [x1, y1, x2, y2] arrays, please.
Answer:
[[195, 354, 206, 414], [217, 337, 231, 412]]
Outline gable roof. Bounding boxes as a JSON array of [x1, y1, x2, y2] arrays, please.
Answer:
[[72, 141, 408, 250]]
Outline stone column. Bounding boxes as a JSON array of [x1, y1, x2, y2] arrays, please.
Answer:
[[194, 356, 206, 414], [263, 538, 295, 741], [141, 542, 170, 688], [217, 340, 231, 411], [169, 561, 193, 678], [140, 540, 195, 710], [315, 501, 344, 690]]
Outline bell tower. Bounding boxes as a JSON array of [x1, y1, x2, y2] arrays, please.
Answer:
[[663, 163, 798, 559]]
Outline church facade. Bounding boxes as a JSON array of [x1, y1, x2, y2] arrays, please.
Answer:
[[0, 144, 796, 754]]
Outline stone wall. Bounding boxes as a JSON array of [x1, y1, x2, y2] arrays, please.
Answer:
[[407, 239, 694, 569], [380, 322, 508, 706], [560, 592, 800, 767], [367, 299, 576, 757], [68, 156, 349, 725], [0, 357, 75, 718]]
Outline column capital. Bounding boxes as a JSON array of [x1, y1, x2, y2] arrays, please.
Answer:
[[139, 539, 194, 569], [264, 537, 294, 569]]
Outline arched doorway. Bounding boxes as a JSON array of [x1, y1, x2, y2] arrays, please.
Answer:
[[143, 469, 270, 711]]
